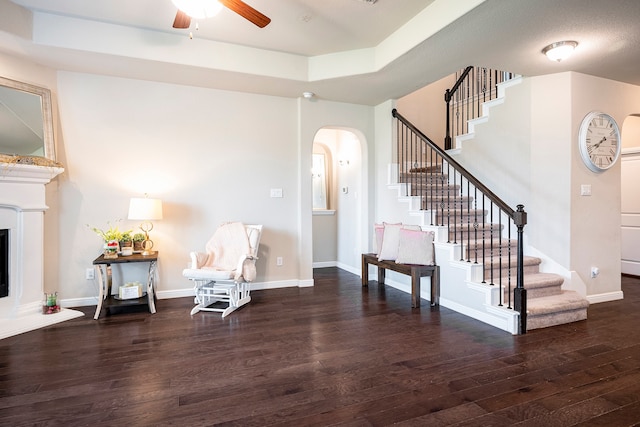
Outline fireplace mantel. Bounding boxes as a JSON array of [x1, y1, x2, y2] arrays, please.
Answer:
[[0, 160, 64, 184], [0, 159, 83, 339]]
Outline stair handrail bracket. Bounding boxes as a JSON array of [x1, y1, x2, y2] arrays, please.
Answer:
[[392, 107, 528, 334]]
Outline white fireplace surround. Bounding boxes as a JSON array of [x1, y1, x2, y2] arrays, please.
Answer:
[[0, 161, 83, 339]]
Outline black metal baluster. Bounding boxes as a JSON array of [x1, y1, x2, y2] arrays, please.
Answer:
[[507, 221, 512, 309], [498, 210, 503, 306]]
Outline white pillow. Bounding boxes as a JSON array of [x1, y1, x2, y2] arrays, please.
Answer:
[[377, 223, 402, 261], [396, 228, 435, 265]]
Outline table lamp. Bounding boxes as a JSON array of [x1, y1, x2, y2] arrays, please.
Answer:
[[128, 194, 163, 256]]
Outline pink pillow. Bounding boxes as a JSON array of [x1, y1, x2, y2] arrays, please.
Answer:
[[396, 228, 435, 265], [373, 223, 384, 255]]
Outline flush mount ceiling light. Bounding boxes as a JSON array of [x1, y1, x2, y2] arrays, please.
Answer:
[[171, 0, 223, 19], [542, 40, 578, 62], [302, 91, 315, 99]]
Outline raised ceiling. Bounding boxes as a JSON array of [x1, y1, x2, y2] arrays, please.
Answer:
[[1, 0, 640, 105]]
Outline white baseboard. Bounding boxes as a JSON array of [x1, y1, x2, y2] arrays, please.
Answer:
[[60, 279, 319, 308], [621, 260, 640, 276], [313, 261, 337, 268], [0, 308, 84, 340], [440, 297, 518, 335], [587, 290, 624, 304], [61, 297, 99, 308], [336, 262, 359, 276]]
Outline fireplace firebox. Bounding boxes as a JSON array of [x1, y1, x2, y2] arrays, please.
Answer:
[[0, 229, 7, 299]]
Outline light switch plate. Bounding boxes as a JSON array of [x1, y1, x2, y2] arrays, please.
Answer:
[[580, 184, 591, 196], [270, 188, 283, 198]]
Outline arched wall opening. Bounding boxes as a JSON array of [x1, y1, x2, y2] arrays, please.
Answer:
[[311, 128, 363, 271]]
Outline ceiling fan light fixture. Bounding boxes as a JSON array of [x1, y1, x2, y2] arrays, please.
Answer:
[[171, 0, 223, 19], [542, 40, 578, 62]]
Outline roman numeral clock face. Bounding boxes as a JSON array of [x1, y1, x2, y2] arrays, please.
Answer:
[[578, 112, 621, 172]]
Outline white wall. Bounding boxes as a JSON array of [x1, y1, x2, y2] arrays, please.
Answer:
[[55, 72, 301, 301], [396, 74, 450, 149], [0, 48, 376, 304], [569, 73, 640, 298]]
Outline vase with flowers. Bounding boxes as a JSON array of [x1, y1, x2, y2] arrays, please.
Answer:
[[88, 221, 132, 259]]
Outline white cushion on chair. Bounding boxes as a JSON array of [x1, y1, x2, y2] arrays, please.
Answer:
[[247, 227, 260, 257], [204, 222, 250, 271], [182, 268, 235, 280]]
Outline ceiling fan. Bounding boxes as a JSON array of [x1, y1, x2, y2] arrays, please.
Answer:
[[172, 0, 271, 29]]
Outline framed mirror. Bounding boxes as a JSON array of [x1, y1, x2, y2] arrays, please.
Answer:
[[0, 76, 56, 162]]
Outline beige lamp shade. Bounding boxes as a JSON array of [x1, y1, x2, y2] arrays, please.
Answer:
[[128, 197, 163, 221]]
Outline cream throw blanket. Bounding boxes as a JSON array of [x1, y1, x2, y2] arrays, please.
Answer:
[[203, 222, 250, 272]]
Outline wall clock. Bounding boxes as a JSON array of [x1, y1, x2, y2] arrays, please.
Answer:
[[578, 111, 621, 172]]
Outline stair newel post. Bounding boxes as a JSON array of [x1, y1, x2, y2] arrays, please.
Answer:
[[513, 204, 528, 334], [444, 88, 452, 150]]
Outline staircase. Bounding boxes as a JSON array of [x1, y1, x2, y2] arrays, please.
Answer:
[[396, 165, 588, 331], [390, 71, 589, 333]]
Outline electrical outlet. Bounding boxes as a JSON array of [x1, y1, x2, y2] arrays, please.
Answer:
[[276, 257, 283, 266], [86, 268, 95, 280]]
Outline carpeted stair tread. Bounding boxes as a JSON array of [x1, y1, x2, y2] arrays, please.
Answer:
[[464, 237, 516, 248], [526, 290, 589, 329], [483, 255, 541, 269], [408, 164, 443, 173], [526, 290, 589, 315], [504, 273, 564, 299], [523, 273, 564, 289]]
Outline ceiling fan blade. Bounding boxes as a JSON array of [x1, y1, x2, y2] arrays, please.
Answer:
[[219, 0, 271, 28], [173, 10, 191, 29]]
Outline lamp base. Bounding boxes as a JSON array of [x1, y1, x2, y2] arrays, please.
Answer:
[[141, 239, 155, 256]]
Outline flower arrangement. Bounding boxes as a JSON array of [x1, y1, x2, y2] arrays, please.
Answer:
[[88, 221, 132, 258], [88, 221, 132, 243]]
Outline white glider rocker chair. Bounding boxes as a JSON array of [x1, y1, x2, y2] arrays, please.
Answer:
[[182, 222, 262, 317]]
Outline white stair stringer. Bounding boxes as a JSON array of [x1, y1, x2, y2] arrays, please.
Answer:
[[428, 231, 521, 334], [452, 76, 523, 152]]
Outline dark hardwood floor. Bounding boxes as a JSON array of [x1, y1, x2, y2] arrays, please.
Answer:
[[1, 269, 639, 426]]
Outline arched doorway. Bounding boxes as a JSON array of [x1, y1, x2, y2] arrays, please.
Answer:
[[311, 128, 363, 272]]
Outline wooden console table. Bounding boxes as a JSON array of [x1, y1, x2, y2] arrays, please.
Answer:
[[92, 252, 158, 319], [361, 253, 439, 308]]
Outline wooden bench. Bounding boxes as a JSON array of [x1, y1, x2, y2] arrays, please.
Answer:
[[361, 253, 439, 308]]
